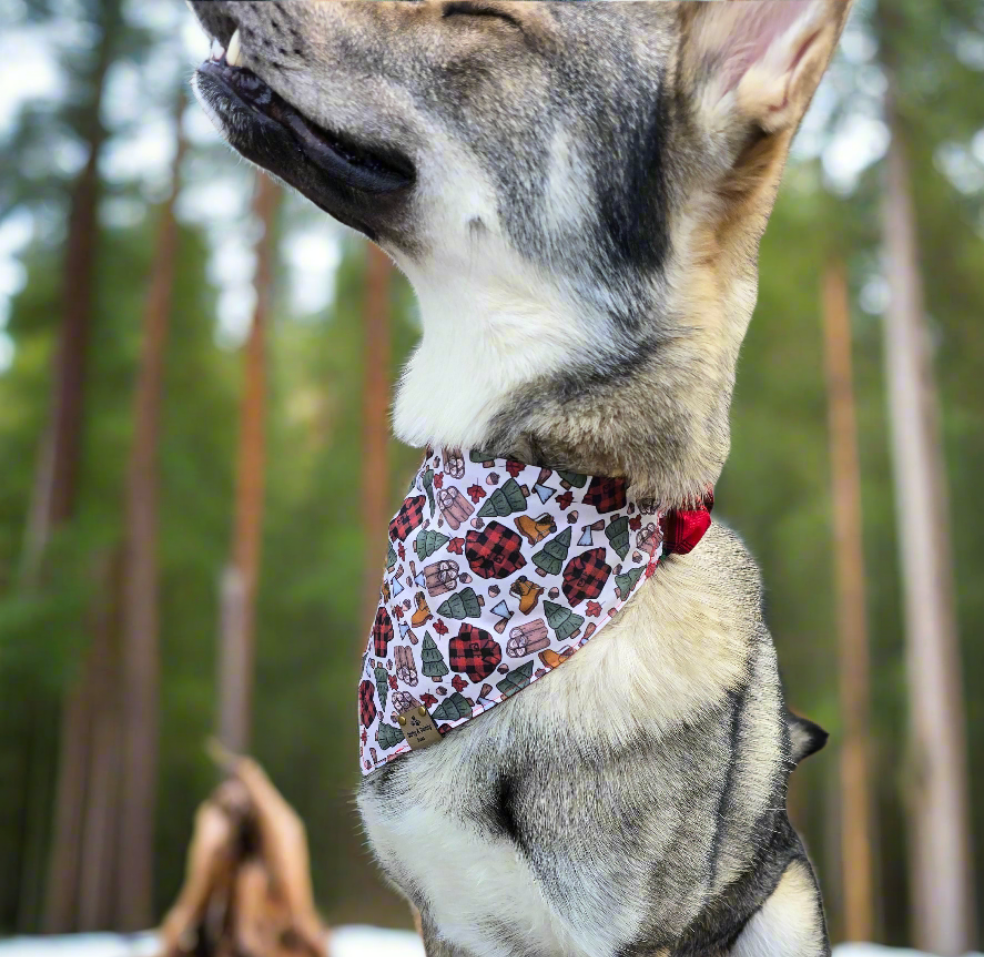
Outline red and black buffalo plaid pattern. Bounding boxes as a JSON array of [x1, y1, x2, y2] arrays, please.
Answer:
[[562, 547, 612, 606], [583, 477, 627, 513], [389, 495, 426, 542], [465, 521, 527, 580], [662, 492, 714, 556], [372, 605, 394, 657], [449, 624, 503, 683], [359, 679, 377, 728]]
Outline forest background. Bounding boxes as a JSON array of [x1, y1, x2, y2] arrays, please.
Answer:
[[1, 0, 983, 952]]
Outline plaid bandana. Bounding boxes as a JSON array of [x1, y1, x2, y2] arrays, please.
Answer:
[[358, 449, 713, 775]]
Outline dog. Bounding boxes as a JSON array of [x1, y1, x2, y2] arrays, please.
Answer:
[[188, 3, 852, 954]]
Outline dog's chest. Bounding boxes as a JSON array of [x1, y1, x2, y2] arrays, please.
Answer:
[[358, 706, 650, 957], [362, 788, 587, 957]]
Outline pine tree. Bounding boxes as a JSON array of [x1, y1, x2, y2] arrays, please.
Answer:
[[377, 723, 403, 750], [433, 692, 472, 722], [414, 529, 449, 560], [478, 478, 527, 517], [422, 468, 436, 516], [556, 470, 587, 488], [615, 566, 644, 600], [544, 601, 584, 641], [533, 527, 571, 576], [386, 541, 397, 571], [606, 516, 630, 559], [497, 661, 534, 697], [437, 587, 482, 620], [374, 666, 389, 712], [420, 633, 449, 679]]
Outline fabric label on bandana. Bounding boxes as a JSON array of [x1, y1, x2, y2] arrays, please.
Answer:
[[358, 448, 668, 775]]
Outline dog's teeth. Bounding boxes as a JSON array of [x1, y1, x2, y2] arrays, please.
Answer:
[[226, 29, 242, 68], [210, 39, 225, 61]]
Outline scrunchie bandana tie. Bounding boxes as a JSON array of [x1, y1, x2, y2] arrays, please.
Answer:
[[358, 448, 712, 775]]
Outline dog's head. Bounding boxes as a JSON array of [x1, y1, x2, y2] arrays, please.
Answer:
[[190, 1, 852, 500]]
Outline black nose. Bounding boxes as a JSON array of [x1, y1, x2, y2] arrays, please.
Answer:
[[186, 0, 238, 47]]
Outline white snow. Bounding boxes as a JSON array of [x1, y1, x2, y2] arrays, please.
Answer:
[[836, 949, 983, 957], [0, 935, 159, 957], [0, 932, 980, 957], [0, 927, 426, 957]]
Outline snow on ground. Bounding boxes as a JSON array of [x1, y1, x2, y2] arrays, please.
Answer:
[[836, 949, 983, 957], [0, 927, 425, 957], [0, 932, 981, 957], [0, 936, 159, 957]]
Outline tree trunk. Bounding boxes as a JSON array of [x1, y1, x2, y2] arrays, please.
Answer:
[[822, 261, 875, 943], [78, 549, 124, 931], [879, 61, 975, 956], [361, 244, 393, 627], [116, 98, 188, 931], [36, 1, 122, 933], [217, 174, 280, 755]]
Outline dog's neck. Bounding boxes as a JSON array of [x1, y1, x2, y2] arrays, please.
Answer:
[[393, 275, 740, 509]]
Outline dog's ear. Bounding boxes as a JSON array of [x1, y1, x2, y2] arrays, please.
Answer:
[[679, 1, 853, 143]]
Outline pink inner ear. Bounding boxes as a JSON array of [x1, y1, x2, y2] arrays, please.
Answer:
[[716, 1, 813, 93]]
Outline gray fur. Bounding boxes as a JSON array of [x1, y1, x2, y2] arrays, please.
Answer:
[[187, 3, 853, 954]]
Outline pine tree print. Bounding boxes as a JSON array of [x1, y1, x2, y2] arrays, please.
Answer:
[[386, 541, 397, 571], [374, 665, 389, 712], [420, 633, 450, 679], [533, 527, 572, 577], [437, 586, 483, 620], [478, 478, 528, 517], [432, 691, 472, 722], [497, 660, 534, 697], [544, 600, 584, 641], [605, 516, 631, 559], [377, 723, 403, 750], [422, 468, 436, 516], [415, 529, 449, 560], [556, 470, 587, 488], [616, 566, 645, 600]]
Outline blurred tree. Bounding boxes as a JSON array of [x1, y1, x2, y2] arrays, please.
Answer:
[[822, 260, 874, 941], [877, 4, 976, 949], [217, 174, 281, 755], [28, 0, 126, 934], [116, 93, 189, 932]]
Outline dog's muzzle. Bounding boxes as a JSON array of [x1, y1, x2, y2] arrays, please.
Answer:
[[192, 44, 415, 241]]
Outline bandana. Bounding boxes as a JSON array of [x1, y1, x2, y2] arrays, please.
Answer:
[[358, 448, 712, 775]]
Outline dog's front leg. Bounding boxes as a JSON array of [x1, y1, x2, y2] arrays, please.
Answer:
[[729, 859, 831, 957]]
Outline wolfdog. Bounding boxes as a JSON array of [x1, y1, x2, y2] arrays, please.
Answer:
[[189, 3, 853, 954]]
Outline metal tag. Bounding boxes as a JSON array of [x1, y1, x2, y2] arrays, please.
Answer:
[[399, 706, 442, 750]]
